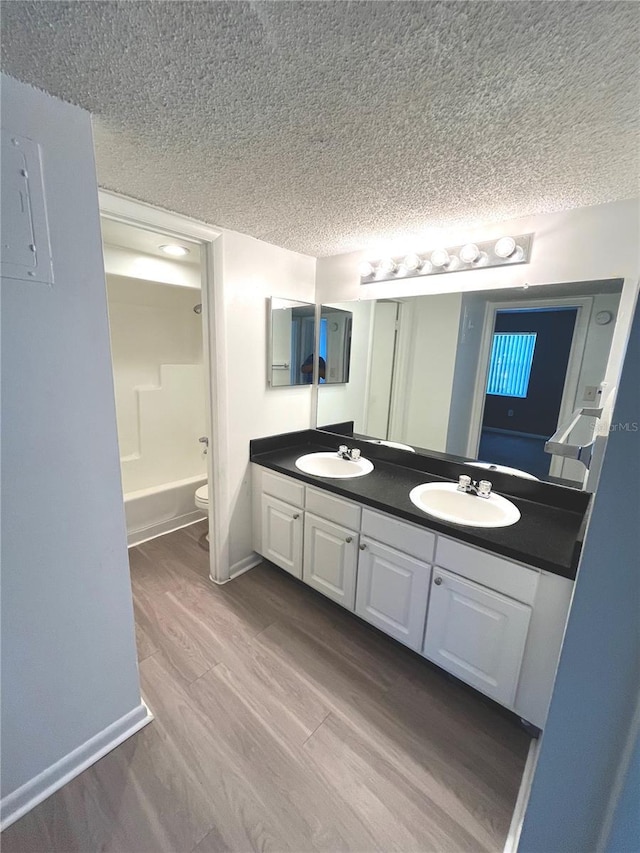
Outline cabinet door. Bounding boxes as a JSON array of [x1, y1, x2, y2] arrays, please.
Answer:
[[355, 538, 431, 651], [303, 513, 358, 609], [261, 494, 303, 578], [423, 568, 532, 707]]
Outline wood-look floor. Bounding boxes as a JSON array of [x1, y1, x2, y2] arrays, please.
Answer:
[[3, 521, 530, 853]]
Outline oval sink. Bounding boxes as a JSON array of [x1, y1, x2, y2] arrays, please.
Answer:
[[367, 439, 416, 453], [468, 461, 539, 481], [409, 482, 521, 528], [295, 452, 374, 479]]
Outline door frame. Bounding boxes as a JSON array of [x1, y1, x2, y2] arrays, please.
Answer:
[[466, 296, 593, 476], [98, 190, 231, 583]]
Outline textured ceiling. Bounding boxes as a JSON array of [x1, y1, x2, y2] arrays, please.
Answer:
[[2, 1, 639, 256]]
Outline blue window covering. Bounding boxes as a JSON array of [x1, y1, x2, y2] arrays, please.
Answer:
[[486, 332, 537, 398]]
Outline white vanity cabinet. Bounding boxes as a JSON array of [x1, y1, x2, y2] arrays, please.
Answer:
[[423, 567, 532, 706], [261, 494, 303, 578], [356, 538, 432, 650], [251, 464, 573, 728], [303, 513, 359, 608]]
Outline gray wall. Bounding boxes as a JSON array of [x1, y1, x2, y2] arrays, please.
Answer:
[[1, 76, 143, 808], [518, 296, 640, 851]]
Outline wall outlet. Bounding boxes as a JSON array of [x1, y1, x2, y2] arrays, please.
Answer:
[[584, 385, 598, 402]]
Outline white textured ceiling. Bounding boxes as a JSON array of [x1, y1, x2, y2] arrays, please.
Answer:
[[2, 1, 639, 256]]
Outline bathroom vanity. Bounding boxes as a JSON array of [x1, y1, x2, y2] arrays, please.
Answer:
[[251, 429, 590, 730]]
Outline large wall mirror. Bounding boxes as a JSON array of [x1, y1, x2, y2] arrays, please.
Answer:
[[267, 297, 316, 387], [317, 279, 624, 488]]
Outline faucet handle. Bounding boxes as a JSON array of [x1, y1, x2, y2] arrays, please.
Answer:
[[351, 448, 361, 460], [457, 475, 471, 492], [477, 479, 492, 498], [338, 445, 348, 456]]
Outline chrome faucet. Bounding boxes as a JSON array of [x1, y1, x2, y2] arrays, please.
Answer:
[[338, 445, 361, 461], [457, 475, 492, 498]]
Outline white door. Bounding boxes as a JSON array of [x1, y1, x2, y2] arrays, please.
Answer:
[[355, 538, 431, 650], [261, 494, 303, 578], [303, 513, 358, 609], [423, 567, 532, 706]]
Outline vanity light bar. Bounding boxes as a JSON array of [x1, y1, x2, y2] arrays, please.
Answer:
[[360, 234, 534, 284]]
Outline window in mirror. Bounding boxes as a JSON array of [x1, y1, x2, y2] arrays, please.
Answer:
[[487, 332, 537, 398], [267, 297, 316, 387]]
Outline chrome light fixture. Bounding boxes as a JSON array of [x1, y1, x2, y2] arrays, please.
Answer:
[[360, 234, 533, 284]]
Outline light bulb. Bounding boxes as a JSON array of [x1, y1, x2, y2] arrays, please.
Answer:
[[419, 260, 433, 275], [159, 244, 190, 257], [359, 261, 375, 278], [378, 257, 398, 275], [494, 237, 516, 258], [431, 249, 450, 268], [403, 253, 423, 272], [459, 243, 480, 264], [509, 245, 525, 262]]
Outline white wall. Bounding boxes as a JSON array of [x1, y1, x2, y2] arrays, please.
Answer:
[[398, 293, 462, 449], [106, 274, 206, 493], [220, 230, 316, 572], [316, 300, 373, 431], [518, 298, 640, 852], [0, 75, 147, 826]]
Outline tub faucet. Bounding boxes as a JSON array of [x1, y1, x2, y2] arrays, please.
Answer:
[[457, 475, 492, 498], [338, 445, 361, 461]]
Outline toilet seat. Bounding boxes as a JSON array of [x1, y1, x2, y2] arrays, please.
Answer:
[[195, 483, 208, 511]]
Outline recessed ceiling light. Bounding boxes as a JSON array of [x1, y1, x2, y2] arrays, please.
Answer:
[[159, 244, 190, 257]]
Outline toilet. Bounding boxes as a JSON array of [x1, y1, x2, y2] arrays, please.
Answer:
[[195, 483, 208, 512], [195, 483, 209, 548]]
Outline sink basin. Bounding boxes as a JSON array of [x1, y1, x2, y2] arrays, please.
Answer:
[[468, 461, 538, 481], [409, 482, 521, 528], [367, 439, 416, 452], [295, 452, 374, 479]]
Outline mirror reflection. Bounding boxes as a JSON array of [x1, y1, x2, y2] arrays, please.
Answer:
[[268, 297, 316, 387], [319, 305, 353, 384], [317, 279, 623, 487]]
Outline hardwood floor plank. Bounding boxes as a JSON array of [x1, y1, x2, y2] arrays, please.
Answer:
[[2, 530, 528, 853]]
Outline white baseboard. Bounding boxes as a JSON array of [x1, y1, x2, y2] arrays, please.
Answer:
[[127, 510, 206, 547], [0, 701, 153, 831], [210, 552, 262, 585], [504, 736, 541, 853]]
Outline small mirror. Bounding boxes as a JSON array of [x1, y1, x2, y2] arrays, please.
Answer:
[[267, 297, 316, 387], [319, 305, 353, 384]]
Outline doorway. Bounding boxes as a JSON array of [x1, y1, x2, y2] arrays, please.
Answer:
[[98, 191, 230, 582], [479, 307, 579, 479]]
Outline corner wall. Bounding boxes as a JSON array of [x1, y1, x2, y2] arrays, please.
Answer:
[[220, 229, 316, 573], [0, 75, 148, 827]]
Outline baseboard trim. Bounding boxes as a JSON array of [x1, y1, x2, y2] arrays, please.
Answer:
[[127, 511, 206, 547], [504, 735, 541, 853], [210, 552, 262, 585], [0, 701, 153, 831]]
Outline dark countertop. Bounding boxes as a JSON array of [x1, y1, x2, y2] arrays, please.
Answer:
[[250, 431, 590, 580]]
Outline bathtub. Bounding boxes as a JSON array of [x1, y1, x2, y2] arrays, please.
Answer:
[[123, 473, 207, 547]]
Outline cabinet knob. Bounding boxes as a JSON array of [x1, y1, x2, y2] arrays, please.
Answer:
[[345, 536, 353, 544], [293, 513, 300, 520], [359, 543, 367, 551], [434, 576, 443, 585]]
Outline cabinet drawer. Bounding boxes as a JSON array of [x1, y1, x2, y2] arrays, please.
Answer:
[[262, 470, 305, 509], [361, 508, 435, 563], [305, 487, 361, 530], [435, 536, 538, 605]]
